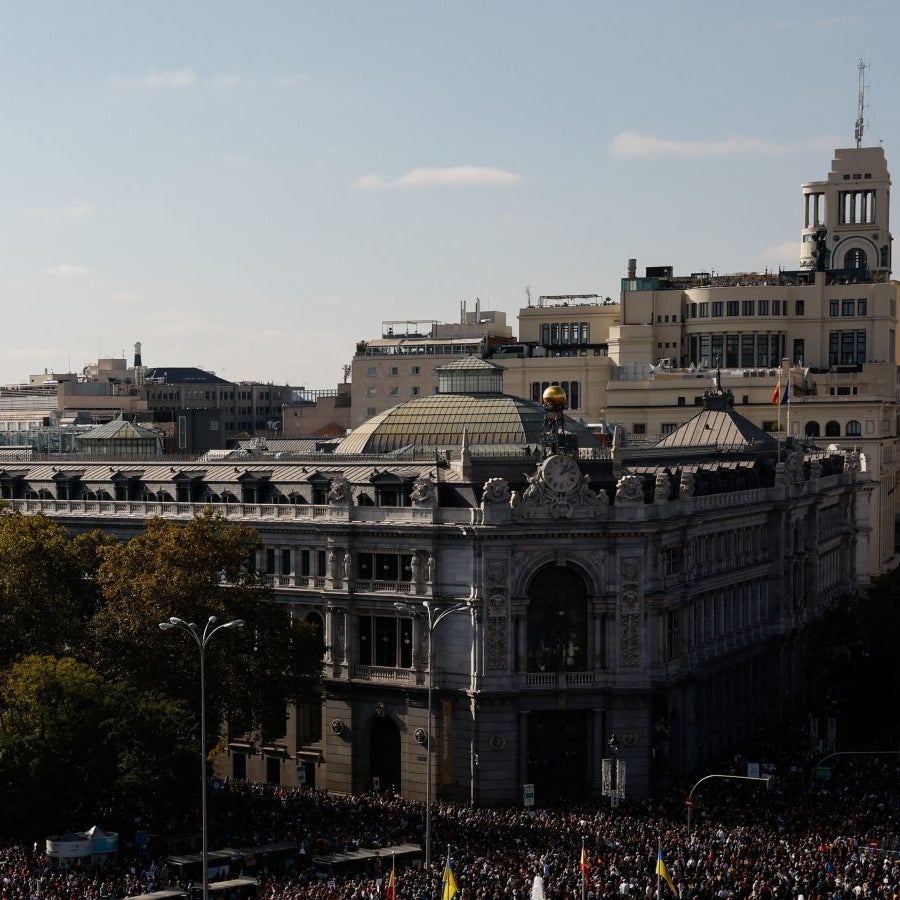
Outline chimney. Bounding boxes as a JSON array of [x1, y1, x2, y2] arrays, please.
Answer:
[[133, 341, 142, 367], [627, 258, 637, 279]]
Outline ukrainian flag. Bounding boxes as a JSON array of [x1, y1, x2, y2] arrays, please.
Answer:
[[442, 850, 458, 900], [656, 846, 677, 897]]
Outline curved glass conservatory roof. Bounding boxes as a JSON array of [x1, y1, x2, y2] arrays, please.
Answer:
[[337, 356, 598, 455]]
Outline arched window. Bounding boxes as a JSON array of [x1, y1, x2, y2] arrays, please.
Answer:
[[526, 565, 588, 672], [844, 248, 868, 271], [805, 421, 820, 437], [846, 420, 862, 437], [825, 421, 841, 437]]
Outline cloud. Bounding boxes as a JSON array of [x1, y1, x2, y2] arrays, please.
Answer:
[[355, 165, 523, 190], [764, 240, 800, 264], [21, 201, 95, 223], [610, 131, 788, 159], [610, 131, 839, 159], [110, 68, 196, 89], [208, 72, 246, 89], [42, 264, 92, 277]]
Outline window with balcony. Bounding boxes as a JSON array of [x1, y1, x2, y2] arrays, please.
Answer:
[[358, 615, 413, 668], [357, 552, 414, 584]]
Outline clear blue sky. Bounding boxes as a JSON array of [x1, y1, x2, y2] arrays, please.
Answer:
[[1, 1, 898, 387]]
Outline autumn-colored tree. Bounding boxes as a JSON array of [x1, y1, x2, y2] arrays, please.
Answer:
[[0, 511, 92, 667], [86, 511, 323, 742]]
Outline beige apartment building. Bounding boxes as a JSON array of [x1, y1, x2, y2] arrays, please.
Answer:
[[351, 142, 900, 579], [350, 301, 513, 428], [512, 145, 898, 578]]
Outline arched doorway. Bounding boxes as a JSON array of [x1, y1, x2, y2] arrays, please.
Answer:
[[526, 565, 588, 671], [369, 717, 401, 794], [844, 248, 868, 272], [523, 565, 592, 798]]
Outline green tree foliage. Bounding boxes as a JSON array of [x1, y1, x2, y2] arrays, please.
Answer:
[[0, 655, 195, 839], [0, 511, 92, 667], [86, 511, 323, 740]]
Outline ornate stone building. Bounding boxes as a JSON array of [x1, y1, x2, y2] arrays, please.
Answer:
[[0, 360, 863, 803]]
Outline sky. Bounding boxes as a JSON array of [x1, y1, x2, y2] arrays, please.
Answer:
[[1, 0, 899, 388]]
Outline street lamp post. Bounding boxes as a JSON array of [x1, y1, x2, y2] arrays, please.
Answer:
[[394, 599, 468, 868], [159, 615, 245, 900]]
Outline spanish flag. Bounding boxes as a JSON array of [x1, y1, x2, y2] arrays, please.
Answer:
[[442, 849, 458, 900], [385, 856, 396, 900], [771, 376, 781, 405], [580, 844, 590, 881], [656, 846, 677, 897]]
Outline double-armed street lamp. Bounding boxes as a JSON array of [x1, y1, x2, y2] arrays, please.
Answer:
[[394, 599, 468, 867], [159, 615, 244, 900]]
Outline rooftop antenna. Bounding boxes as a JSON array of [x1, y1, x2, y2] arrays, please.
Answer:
[[854, 58, 867, 149]]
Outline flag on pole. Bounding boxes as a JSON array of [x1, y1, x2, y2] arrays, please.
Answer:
[[580, 844, 590, 881], [781, 380, 791, 404], [656, 847, 677, 897], [441, 849, 459, 900], [771, 375, 781, 405], [385, 855, 396, 900]]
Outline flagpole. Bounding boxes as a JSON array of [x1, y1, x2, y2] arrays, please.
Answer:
[[656, 842, 662, 900], [581, 839, 586, 900], [786, 366, 792, 443], [775, 369, 782, 461]]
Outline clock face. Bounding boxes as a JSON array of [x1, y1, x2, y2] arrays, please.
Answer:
[[542, 454, 581, 493]]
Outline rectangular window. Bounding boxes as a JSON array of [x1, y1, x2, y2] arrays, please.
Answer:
[[690, 304, 697, 319], [580, 323, 589, 343], [742, 300, 754, 316], [711, 334, 724, 367], [633, 423, 647, 435], [793, 339, 805, 366], [411, 387, 421, 396], [857, 298, 867, 316], [712, 301, 723, 317], [550, 323, 560, 344], [388, 386, 399, 397], [366, 366, 377, 376], [366, 387, 376, 398], [661, 423, 677, 435], [726, 334, 739, 367], [726, 301, 739, 316], [561, 323, 570, 343], [666, 609, 678, 660], [795, 300, 804, 315], [830, 299, 839, 316], [389, 366, 399, 376], [358, 616, 413, 668], [758, 299, 769, 315], [741, 335, 754, 367], [410, 366, 420, 375], [842, 299, 855, 316], [699, 302, 709, 318], [540, 324, 550, 345]]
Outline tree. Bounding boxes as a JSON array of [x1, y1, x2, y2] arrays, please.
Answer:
[[0, 511, 92, 667], [85, 511, 323, 742], [0, 655, 195, 839]]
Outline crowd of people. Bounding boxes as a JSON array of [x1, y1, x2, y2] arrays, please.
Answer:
[[1, 750, 899, 900]]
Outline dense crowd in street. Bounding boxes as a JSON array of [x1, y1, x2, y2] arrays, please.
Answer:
[[1, 747, 899, 900]]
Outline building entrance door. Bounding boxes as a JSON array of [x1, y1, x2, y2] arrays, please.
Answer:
[[369, 717, 401, 794]]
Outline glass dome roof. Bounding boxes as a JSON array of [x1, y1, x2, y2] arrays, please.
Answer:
[[337, 393, 598, 455]]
